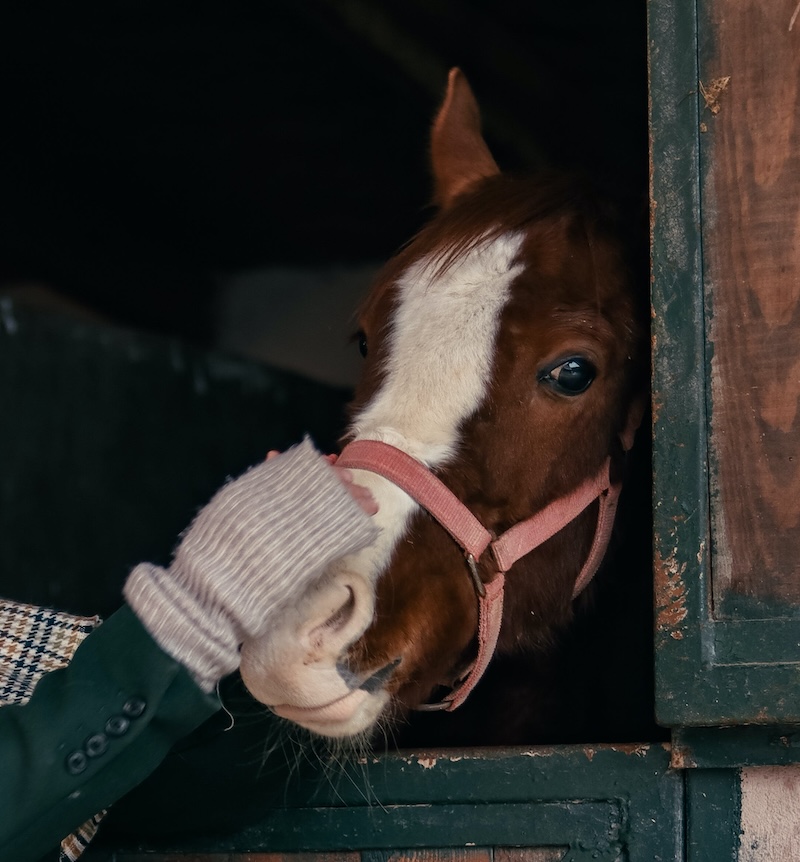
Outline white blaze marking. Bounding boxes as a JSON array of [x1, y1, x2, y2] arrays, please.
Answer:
[[342, 232, 525, 583]]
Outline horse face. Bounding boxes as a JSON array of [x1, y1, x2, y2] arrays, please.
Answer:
[[238, 71, 642, 739]]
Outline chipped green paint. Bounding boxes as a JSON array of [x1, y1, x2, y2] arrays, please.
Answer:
[[674, 727, 800, 770], [650, 0, 711, 727], [654, 546, 689, 639], [90, 745, 682, 861]]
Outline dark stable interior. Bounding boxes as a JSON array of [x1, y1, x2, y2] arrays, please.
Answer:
[[1, 2, 647, 343], [0, 1, 662, 844]]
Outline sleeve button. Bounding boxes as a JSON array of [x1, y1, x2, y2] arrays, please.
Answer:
[[122, 697, 147, 718], [66, 750, 88, 775], [84, 733, 108, 758], [105, 715, 131, 737]]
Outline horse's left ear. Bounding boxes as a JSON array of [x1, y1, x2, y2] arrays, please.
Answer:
[[430, 68, 500, 209]]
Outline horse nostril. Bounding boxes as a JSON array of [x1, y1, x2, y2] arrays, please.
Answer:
[[306, 580, 372, 654], [359, 657, 402, 693], [336, 657, 402, 692], [322, 586, 356, 634]]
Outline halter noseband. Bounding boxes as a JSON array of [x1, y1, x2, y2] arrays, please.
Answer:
[[336, 439, 623, 712]]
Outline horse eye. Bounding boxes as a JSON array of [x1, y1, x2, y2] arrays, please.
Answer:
[[540, 357, 596, 395], [357, 331, 368, 358]]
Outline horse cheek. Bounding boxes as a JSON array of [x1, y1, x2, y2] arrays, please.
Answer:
[[351, 517, 479, 708]]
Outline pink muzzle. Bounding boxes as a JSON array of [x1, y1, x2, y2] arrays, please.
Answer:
[[336, 439, 623, 712]]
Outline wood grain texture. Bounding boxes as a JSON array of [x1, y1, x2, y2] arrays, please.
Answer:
[[701, 0, 800, 608]]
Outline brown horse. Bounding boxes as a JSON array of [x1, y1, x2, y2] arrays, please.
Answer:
[[239, 69, 646, 741]]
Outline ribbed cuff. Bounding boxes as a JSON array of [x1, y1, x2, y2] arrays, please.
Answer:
[[124, 562, 239, 691]]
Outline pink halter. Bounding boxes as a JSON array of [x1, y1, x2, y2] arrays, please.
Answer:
[[336, 439, 623, 711]]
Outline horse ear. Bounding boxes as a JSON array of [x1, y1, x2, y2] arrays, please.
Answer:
[[620, 394, 647, 452], [431, 68, 500, 209]]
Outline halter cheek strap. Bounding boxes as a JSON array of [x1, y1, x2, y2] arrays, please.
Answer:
[[336, 439, 622, 711]]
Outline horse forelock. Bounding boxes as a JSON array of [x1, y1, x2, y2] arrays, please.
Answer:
[[410, 172, 622, 279]]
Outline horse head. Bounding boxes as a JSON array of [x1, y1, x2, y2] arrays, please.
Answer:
[[239, 69, 646, 739]]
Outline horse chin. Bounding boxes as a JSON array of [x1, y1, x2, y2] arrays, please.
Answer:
[[271, 688, 391, 739], [239, 646, 390, 739]]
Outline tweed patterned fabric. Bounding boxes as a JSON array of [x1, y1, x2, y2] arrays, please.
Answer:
[[0, 600, 101, 705], [0, 599, 104, 861]]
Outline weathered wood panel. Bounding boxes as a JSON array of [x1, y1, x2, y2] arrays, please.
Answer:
[[700, 1, 800, 611], [651, 0, 800, 725]]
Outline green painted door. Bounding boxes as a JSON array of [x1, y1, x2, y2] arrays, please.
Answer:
[[649, 0, 800, 726], [87, 745, 683, 862]]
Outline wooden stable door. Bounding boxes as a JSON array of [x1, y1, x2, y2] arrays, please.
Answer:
[[650, 0, 800, 728]]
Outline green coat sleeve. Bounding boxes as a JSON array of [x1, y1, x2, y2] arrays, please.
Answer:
[[0, 605, 220, 862]]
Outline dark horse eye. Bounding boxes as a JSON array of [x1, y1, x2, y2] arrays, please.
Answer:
[[357, 331, 368, 358], [540, 357, 596, 395]]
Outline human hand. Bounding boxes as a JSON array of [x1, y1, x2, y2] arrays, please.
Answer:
[[267, 450, 378, 516], [333, 467, 379, 516], [125, 440, 380, 690]]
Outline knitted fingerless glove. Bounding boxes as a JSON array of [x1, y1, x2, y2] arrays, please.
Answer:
[[124, 439, 378, 691]]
